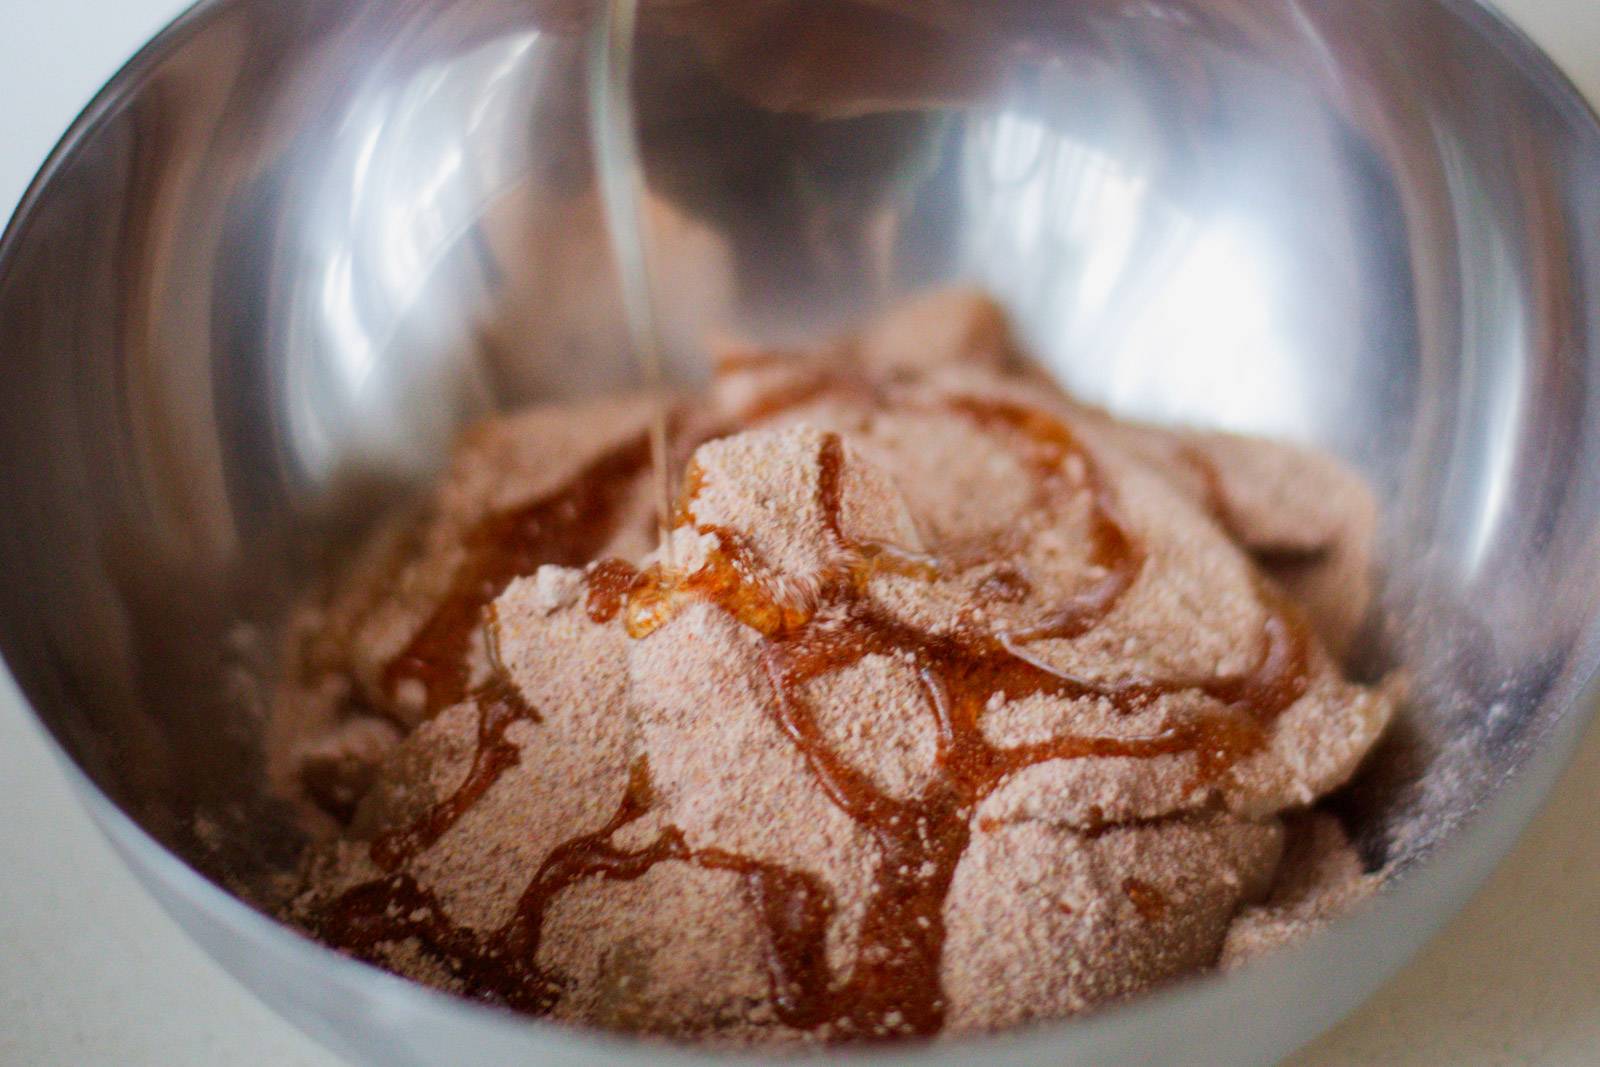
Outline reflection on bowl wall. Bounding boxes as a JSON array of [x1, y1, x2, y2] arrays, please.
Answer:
[[1, 1, 1599, 1065]]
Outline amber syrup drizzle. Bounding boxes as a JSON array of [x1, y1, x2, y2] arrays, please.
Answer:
[[367, 437, 651, 869], [316, 382, 1312, 1041]]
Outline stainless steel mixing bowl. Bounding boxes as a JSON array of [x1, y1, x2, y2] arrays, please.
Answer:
[[3, 0, 1599, 1064]]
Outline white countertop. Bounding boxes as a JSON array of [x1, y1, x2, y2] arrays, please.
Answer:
[[3, 2, 1600, 1064]]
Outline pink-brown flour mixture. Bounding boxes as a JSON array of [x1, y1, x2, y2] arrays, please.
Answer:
[[273, 290, 1393, 1045]]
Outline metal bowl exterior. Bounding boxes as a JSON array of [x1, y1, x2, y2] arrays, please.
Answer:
[[2, 1, 1599, 1063]]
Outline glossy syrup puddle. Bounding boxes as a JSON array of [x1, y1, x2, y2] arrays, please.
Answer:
[[314, 381, 1313, 1040]]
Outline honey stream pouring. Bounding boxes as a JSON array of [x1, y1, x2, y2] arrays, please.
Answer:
[[589, 0, 677, 567]]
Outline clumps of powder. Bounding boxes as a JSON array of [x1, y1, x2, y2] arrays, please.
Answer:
[[802, 652, 941, 800], [290, 392, 660, 727], [280, 287, 1394, 1044], [1079, 413, 1379, 658], [942, 813, 1283, 1032], [1220, 812, 1378, 967], [627, 603, 880, 976], [537, 863, 785, 1039], [684, 425, 924, 584], [343, 700, 480, 842], [293, 715, 402, 822]]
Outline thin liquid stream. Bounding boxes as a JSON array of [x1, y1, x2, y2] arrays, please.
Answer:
[[589, 0, 675, 567]]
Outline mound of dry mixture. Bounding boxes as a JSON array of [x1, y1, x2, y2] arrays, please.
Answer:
[[272, 290, 1391, 1045]]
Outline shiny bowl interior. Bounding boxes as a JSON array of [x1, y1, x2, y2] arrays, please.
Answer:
[[3, 0, 1600, 1064]]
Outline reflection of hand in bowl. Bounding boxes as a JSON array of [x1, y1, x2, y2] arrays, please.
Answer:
[[3, 1, 1600, 1065]]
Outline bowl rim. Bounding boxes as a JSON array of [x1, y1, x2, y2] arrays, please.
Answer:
[[3, 0, 1600, 1062]]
